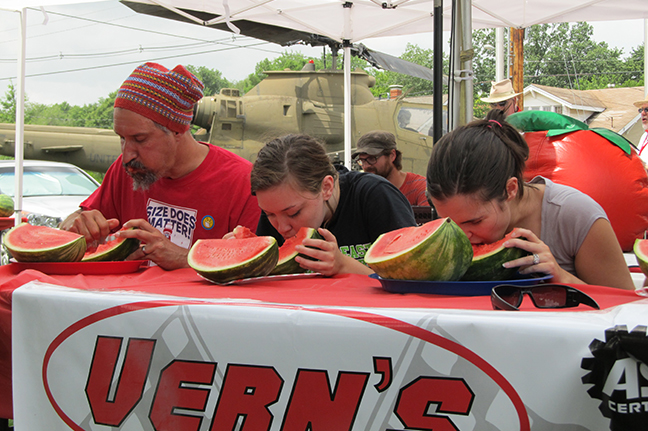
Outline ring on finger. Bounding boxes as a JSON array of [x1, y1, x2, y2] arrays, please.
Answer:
[[532, 253, 540, 265], [142, 245, 147, 254]]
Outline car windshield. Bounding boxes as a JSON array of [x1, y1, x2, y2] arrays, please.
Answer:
[[0, 166, 98, 197]]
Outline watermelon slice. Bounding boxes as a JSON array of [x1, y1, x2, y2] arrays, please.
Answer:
[[633, 238, 648, 276], [82, 228, 140, 262], [365, 218, 473, 281], [233, 225, 257, 239], [270, 227, 322, 275], [188, 236, 279, 283], [3, 222, 86, 262], [461, 230, 529, 281]]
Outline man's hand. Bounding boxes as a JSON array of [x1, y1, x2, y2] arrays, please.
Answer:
[[120, 219, 190, 270], [60, 209, 120, 248]]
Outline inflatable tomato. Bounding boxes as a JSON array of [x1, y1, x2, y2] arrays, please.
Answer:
[[510, 111, 648, 252]]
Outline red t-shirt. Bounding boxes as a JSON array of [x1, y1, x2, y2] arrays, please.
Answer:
[[399, 172, 429, 206], [81, 143, 260, 249]]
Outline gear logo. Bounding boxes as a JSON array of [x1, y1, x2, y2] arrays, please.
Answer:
[[581, 325, 648, 431]]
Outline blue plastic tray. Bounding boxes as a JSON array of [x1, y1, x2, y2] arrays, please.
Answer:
[[369, 273, 552, 296]]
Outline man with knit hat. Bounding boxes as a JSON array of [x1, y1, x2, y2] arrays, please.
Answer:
[[634, 96, 648, 166], [480, 78, 521, 117], [61, 63, 260, 269]]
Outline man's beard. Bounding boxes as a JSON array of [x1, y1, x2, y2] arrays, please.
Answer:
[[123, 159, 159, 191]]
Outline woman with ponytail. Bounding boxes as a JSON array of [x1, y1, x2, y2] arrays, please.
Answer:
[[426, 109, 634, 290]]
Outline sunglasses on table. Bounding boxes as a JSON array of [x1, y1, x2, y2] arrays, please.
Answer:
[[491, 284, 600, 311], [638, 107, 648, 114]]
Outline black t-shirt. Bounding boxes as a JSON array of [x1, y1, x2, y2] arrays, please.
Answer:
[[256, 171, 416, 263]]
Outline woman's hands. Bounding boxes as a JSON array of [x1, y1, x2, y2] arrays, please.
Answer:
[[502, 227, 582, 284], [293, 228, 373, 276]]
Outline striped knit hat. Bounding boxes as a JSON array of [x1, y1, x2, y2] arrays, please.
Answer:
[[114, 63, 204, 134]]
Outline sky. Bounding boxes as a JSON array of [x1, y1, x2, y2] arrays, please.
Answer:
[[0, 1, 645, 107]]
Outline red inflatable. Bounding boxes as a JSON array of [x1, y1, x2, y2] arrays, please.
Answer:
[[523, 130, 648, 251]]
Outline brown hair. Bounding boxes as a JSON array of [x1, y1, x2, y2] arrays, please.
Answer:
[[251, 134, 338, 195], [426, 109, 529, 203]]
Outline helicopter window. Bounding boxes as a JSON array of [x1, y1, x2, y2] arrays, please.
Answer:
[[397, 107, 447, 136]]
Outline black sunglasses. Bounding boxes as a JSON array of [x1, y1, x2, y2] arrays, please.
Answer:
[[490, 100, 509, 108], [638, 107, 648, 114], [491, 284, 600, 311]]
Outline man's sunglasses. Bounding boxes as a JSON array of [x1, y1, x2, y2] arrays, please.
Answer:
[[638, 107, 648, 114], [490, 100, 509, 108], [491, 284, 600, 311]]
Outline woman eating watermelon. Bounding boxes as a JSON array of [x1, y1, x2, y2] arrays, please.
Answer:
[[245, 134, 417, 276], [425, 109, 635, 290]]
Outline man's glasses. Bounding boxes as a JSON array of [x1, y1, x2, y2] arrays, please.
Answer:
[[490, 100, 509, 108], [638, 107, 648, 114], [491, 284, 600, 311], [356, 154, 384, 166]]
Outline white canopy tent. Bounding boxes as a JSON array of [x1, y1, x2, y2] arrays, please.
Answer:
[[0, 0, 108, 227], [2, 0, 647, 226], [119, 0, 648, 167]]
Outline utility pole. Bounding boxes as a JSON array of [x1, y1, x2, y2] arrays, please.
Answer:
[[509, 27, 525, 110]]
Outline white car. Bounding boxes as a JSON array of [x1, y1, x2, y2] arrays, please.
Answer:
[[0, 160, 100, 264], [0, 159, 99, 227]]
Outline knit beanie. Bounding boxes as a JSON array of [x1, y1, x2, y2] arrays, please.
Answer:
[[114, 62, 204, 134]]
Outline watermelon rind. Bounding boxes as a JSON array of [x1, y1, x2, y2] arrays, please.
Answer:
[[0, 194, 14, 217], [188, 237, 279, 283], [461, 245, 528, 281], [633, 238, 648, 276], [270, 227, 322, 275], [82, 229, 140, 262], [365, 218, 473, 281], [3, 222, 86, 262]]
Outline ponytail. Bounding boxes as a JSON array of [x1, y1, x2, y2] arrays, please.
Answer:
[[427, 109, 529, 203]]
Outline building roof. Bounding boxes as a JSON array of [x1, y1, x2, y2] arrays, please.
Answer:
[[585, 86, 645, 132], [526, 84, 606, 111], [524, 84, 645, 133]]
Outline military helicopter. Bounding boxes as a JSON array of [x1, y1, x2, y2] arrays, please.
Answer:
[[0, 70, 441, 175], [0, 1, 446, 176]]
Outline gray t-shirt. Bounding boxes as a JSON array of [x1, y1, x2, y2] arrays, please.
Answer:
[[530, 176, 608, 275]]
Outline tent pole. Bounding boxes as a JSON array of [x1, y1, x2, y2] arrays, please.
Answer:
[[14, 8, 26, 227], [495, 27, 504, 81], [433, 0, 443, 142], [344, 44, 352, 170], [644, 19, 648, 97], [461, 0, 473, 124]]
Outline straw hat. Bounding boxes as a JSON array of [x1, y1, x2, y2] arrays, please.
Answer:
[[480, 78, 521, 104], [633, 97, 648, 108]]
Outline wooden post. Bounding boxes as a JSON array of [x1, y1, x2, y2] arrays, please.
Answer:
[[510, 27, 525, 110]]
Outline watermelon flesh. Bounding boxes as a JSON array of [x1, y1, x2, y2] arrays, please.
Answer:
[[233, 225, 257, 239], [270, 227, 321, 275], [188, 236, 279, 283], [3, 222, 86, 262], [461, 230, 529, 281], [365, 218, 473, 281], [633, 239, 648, 276]]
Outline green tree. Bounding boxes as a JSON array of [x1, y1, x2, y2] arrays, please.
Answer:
[[0, 84, 17, 123], [369, 43, 448, 99], [187, 65, 233, 97], [524, 22, 625, 89]]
